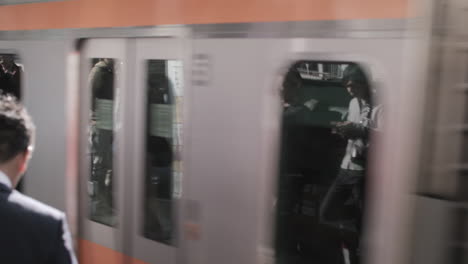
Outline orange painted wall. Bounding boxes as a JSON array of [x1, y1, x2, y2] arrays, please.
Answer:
[[79, 239, 148, 264], [0, 0, 410, 31]]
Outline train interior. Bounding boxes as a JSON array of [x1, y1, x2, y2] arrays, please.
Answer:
[[276, 61, 364, 264]]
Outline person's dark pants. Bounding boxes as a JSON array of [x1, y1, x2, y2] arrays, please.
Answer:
[[275, 173, 304, 260], [320, 169, 365, 263]]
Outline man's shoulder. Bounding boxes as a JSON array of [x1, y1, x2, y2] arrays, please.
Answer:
[[6, 190, 64, 221], [349, 97, 359, 106], [347, 98, 360, 114], [0, 190, 77, 264]]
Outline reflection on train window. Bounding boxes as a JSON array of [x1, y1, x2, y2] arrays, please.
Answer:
[[88, 58, 117, 226], [276, 61, 381, 264], [143, 60, 183, 245]]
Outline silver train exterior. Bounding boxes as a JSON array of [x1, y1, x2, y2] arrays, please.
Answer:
[[0, 2, 463, 263]]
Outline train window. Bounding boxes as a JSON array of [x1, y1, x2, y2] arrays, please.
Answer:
[[0, 54, 23, 191], [0, 54, 21, 100], [142, 60, 183, 245], [276, 61, 380, 264], [88, 58, 117, 226]]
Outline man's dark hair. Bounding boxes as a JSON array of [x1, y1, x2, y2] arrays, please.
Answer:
[[0, 94, 34, 163], [282, 69, 303, 105], [342, 64, 370, 88]]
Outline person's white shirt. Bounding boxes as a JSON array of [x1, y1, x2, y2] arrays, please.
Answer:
[[0, 170, 12, 188], [340, 98, 383, 170]]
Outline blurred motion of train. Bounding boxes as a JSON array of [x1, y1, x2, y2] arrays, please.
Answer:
[[0, 0, 467, 263]]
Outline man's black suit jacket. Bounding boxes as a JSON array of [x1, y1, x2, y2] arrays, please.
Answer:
[[0, 183, 77, 264]]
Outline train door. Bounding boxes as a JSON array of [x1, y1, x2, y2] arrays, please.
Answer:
[[126, 38, 185, 264], [184, 38, 289, 264], [186, 34, 420, 264], [79, 37, 185, 264], [79, 38, 128, 262], [268, 37, 423, 264]]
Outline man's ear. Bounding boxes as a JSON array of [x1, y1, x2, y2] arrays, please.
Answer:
[[17, 149, 30, 175]]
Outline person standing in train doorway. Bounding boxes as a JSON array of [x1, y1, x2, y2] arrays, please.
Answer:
[[319, 64, 382, 264], [0, 95, 77, 264], [89, 58, 115, 225]]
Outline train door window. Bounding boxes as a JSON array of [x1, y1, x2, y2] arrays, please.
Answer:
[[0, 54, 24, 191], [276, 61, 379, 264], [142, 59, 183, 245], [88, 58, 117, 226], [0, 54, 21, 100]]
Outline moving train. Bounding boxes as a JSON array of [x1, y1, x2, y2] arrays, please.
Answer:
[[0, 0, 463, 263]]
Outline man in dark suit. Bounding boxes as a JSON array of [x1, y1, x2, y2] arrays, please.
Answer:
[[0, 94, 77, 263]]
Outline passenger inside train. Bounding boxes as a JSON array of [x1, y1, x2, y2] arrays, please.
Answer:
[[88, 58, 116, 226], [276, 62, 379, 264], [144, 60, 175, 244]]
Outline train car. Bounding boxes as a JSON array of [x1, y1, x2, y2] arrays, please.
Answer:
[[0, 0, 463, 263]]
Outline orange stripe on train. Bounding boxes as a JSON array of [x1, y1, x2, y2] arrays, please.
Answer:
[[79, 239, 148, 264], [0, 0, 410, 31]]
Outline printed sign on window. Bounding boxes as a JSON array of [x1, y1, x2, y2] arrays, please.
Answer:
[[95, 99, 113, 130], [150, 104, 173, 138]]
